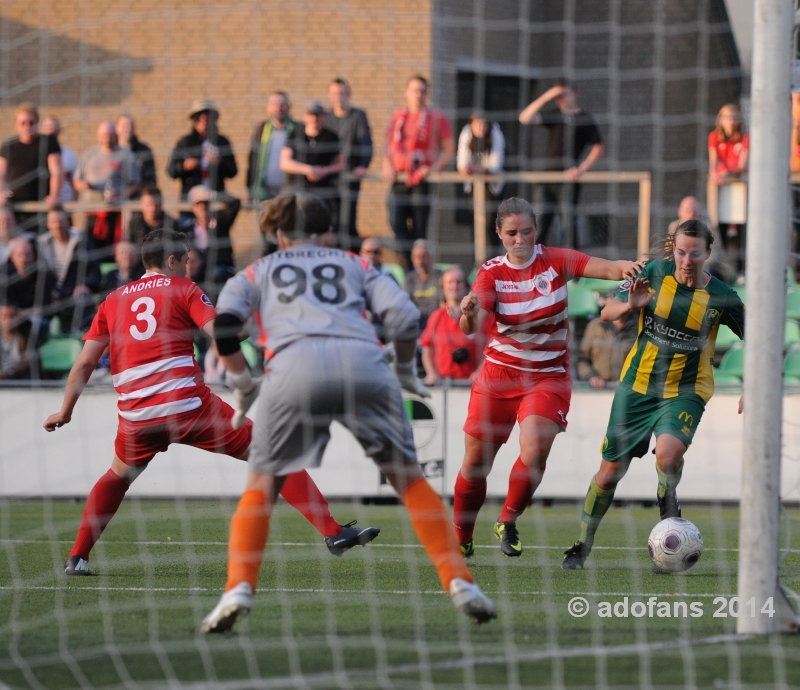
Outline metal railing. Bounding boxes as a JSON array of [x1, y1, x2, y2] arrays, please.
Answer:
[[9, 169, 654, 265]]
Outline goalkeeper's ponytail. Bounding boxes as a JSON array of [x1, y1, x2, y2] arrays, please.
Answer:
[[259, 192, 332, 240]]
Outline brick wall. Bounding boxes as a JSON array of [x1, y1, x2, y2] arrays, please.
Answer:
[[0, 0, 432, 267]]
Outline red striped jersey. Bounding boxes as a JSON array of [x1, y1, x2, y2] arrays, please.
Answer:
[[472, 246, 590, 373], [84, 273, 217, 422]]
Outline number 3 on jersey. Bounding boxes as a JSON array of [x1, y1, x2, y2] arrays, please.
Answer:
[[130, 296, 157, 340], [272, 263, 345, 305]]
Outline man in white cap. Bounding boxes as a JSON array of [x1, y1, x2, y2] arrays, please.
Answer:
[[179, 184, 240, 288], [168, 99, 237, 199]]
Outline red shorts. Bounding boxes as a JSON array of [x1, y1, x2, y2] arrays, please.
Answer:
[[463, 362, 572, 443], [114, 390, 253, 467]]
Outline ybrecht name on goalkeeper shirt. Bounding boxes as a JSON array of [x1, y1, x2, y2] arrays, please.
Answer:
[[216, 245, 420, 358], [617, 259, 744, 401]]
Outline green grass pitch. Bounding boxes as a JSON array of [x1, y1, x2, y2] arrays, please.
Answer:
[[1, 499, 799, 688]]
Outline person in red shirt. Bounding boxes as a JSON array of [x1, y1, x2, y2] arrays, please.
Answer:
[[708, 103, 749, 269], [382, 75, 455, 263], [44, 229, 378, 575], [455, 198, 644, 558], [421, 266, 489, 384]]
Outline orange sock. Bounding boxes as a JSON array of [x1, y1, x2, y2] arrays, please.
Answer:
[[401, 477, 473, 591], [226, 489, 270, 592]]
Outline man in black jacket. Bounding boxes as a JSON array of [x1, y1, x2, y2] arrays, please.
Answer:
[[167, 100, 237, 199], [117, 116, 157, 189], [38, 208, 100, 333], [325, 78, 373, 249], [126, 185, 177, 246]]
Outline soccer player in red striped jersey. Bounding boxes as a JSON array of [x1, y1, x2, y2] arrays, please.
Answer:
[[455, 198, 645, 557], [43, 229, 378, 576]]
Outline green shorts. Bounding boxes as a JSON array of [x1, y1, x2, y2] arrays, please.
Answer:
[[600, 384, 706, 463]]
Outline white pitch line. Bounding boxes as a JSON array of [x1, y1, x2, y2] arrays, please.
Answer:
[[0, 585, 737, 598], [0, 539, 777, 553]]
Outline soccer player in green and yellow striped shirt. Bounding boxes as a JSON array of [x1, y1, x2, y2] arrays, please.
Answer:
[[562, 219, 744, 569]]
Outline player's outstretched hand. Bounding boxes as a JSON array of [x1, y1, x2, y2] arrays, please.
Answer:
[[628, 278, 654, 310], [231, 379, 261, 429], [394, 360, 432, 398], [461, 291, 480, 319], [618, 260, 647, 281], [43, 411, 71, 432]]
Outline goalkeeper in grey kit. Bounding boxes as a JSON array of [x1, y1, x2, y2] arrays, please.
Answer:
[[202, 192, 496, 633]]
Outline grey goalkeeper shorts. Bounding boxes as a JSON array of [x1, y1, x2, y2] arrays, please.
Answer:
[[248, 336, 418, 476]]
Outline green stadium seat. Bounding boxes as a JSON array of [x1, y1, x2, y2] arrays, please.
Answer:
[[100, 262, 118, 277], [566, 283, 600, 319], [785, 287, 800, 321], [787, 266, 797, 288], [40, 338, 83, 375], [240, 338, 259, 369], [383, 263, 405, 288], [785, 320, 800, 348], [434, 262, 454, 272], [468, 267, 478, 287], [714, 324, 740, 352], [577, 277, 620, 294], [733, 284, 746, 305], [784, 344, 800, 385], [714, 342, 744, 384]]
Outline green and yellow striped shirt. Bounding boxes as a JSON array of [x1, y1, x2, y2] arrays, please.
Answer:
[[617, 260, 745, 401]]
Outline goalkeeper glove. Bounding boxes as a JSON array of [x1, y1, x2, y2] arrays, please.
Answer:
[[394, 359, 431, 398], [227, 367, 261, 429]]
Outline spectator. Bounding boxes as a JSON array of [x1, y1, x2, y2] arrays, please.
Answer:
[[421, 266, 489, 385], [74, 120, 141, 257], [325, 78, 373, 249], [519, 80, 604, 247], [359, 236, 397, 281], [708, 103, 749, 273], [117, 115, 157, 189], [457, 110, 506, 256], [0, 103, 62, 233], [359, 236, 396, 343], [404, 239, 442, 330], [0, 301, 40, 380], [0, 237, 56, 335], [100, 240, 145, 294], [40, 117, 78, 204], [247, 91, 295, 203], [575, 291, 638, 388], [281, 100, 344, 234], [179, 185, 240, 286], [186, 247, 205, 284], [38, 208, 100, 333], [168, 100, 237, 199], [383, 75, 455, 262], [0, 208, 19, 265], [126, 185, 177, 246]]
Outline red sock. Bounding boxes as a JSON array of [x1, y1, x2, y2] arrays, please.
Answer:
[[69, 469, 130, 561], [280, 470, 342, 537], [453, 471, 487, 545], [498, 457, 536, 524]]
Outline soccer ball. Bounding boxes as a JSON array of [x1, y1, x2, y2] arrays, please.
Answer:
[[647, 517, 704, 573]]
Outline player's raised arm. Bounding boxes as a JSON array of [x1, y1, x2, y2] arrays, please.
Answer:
[[583, 257, 646, 281], [43, 339, 107, 431]]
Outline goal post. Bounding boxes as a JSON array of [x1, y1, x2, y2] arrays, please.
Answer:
[[737, 0, 799, 635]]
